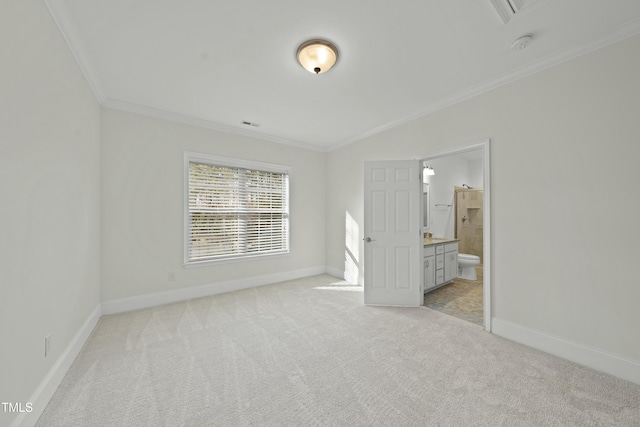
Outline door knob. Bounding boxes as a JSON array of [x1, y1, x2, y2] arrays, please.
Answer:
[[364, 237, 374, 242]]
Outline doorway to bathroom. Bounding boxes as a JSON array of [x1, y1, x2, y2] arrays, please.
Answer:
[[420, 140, 491, 331]]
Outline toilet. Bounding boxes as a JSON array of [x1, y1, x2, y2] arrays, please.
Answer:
[[458, 253, 481, 280]]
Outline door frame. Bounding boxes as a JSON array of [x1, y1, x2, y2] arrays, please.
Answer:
[[419, 139, 492, 332]]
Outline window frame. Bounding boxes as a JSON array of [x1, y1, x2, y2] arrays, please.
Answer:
[[183, 152, 291, 266]]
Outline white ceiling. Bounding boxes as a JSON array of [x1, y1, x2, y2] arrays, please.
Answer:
[[46, 0, 640, 151]]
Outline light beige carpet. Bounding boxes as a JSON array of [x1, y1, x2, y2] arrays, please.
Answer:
[[37, 275, 640, 426]]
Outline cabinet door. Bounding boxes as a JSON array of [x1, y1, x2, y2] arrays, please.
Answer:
[[444, 251, 458, 282], [424, 256, 435, 292]]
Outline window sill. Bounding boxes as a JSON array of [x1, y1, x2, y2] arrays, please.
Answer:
[[183, 251, 291, 268]]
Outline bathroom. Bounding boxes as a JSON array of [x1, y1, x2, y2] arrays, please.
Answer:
[[422, 149, 485, 326]]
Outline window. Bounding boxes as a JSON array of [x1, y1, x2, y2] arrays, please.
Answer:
[[185, 153, 290, 264]]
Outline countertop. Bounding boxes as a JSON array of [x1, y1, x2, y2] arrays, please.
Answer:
[[424, 237, 459, 247]]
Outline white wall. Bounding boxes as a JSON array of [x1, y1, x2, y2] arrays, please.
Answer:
[[468, 158, 483, 188], [0, 1, 101, 426], [4, 6, 640, 423], [100, 108, 326, 304], [326, 34, 640, 369]]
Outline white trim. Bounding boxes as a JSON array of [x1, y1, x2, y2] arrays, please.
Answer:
[[492, 318, 640, 386], [12, 305, 102, 427], [482, 141, 491, 331], [101, 266, 327, 315], [327, 18, 640, 152], [419, 138, 492, 332], [185, 152, 291, 175], [325, 266, 346, 280], [102, 18, 640, 155], [46, 0, 640, 154], [417, 139, 490, 162], [325, 266, 363, 285], [43, 0, 106, 103], [102, 99, 326, 152], [489, 0, 550, 24], [183, 252, 292, 268]]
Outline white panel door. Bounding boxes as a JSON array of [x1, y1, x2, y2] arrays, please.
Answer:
[[363, 160, 423, 306]]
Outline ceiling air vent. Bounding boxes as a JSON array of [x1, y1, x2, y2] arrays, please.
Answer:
[[490, 0, 537, 24], [241, 120, 260, 128]]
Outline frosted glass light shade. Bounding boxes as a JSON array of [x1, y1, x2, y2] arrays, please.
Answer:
[[423, 166, 435, 179], [297, 39, 339, 74]]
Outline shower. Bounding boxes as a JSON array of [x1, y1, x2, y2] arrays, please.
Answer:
[[454, 186, 483, 263]]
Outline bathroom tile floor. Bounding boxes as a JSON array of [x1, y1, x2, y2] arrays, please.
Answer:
[[423, 275, 483, 326]]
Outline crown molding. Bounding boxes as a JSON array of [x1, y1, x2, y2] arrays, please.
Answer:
[[102, 98, 327, 152], [43, 0, 106, 103], [328, 17, 640, 152], [45, 0, 640, 154]]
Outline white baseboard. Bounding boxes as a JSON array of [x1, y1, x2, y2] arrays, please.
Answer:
[[102, 265, 329, 315], [492, 318, 640, 386], [14, 304, 102, 427], [325, 266, 345, 280], [324, 266, 365, 285]]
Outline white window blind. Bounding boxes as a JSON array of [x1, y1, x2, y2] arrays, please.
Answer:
[[186, 155, 289, 263]]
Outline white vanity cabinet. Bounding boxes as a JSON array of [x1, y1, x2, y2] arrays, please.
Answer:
[[444, 242, 458, 283], [424, 240, 458, 293], [423, 246, 436, 292], [435, 245, 445, 285]]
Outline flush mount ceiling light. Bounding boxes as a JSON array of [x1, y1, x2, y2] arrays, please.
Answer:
[[296, 39, 339, 74]]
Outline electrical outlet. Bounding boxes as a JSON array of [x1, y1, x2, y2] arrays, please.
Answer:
[[44, 334, 52, 357], [168, 272, 176, 281]]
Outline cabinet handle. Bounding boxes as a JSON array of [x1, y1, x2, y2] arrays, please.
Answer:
[[426, 260, 429, 267]]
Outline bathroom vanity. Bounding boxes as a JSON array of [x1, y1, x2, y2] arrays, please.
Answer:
[[423, 238, 458, 293]]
